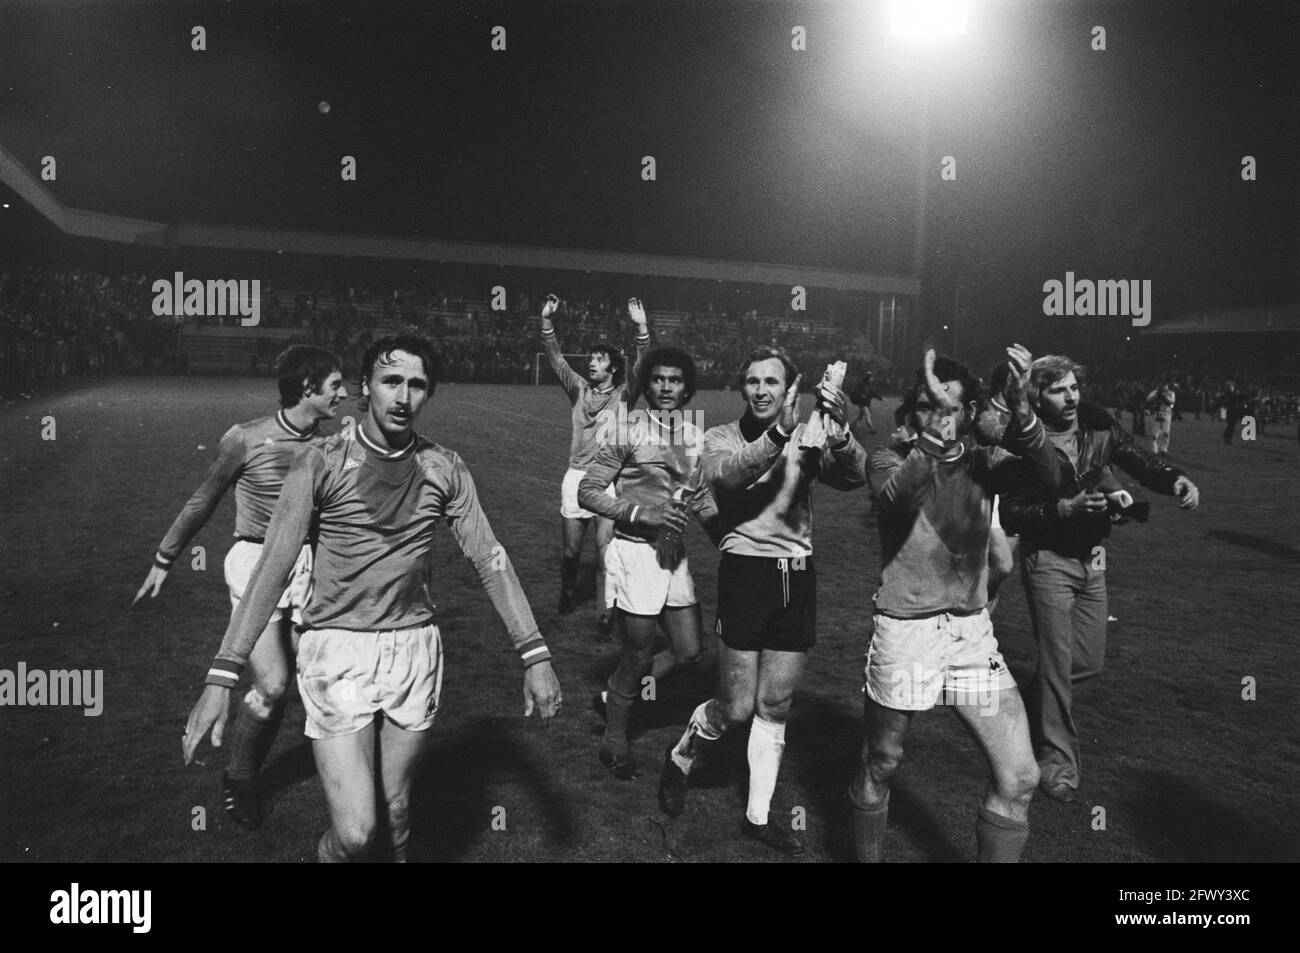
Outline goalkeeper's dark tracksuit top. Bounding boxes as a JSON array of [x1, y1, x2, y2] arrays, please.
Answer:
[[703, 413, 867, 559]]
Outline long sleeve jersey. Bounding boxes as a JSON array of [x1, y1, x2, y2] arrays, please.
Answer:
[[703, 413, 867, 558], [869, 410, 1058, 618], [154, 409, 320, 568], [577, 415, 717, 544], [205, 424, 549, 688], [541, 325, 651, 469]]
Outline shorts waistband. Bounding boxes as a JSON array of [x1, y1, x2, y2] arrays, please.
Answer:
[[873, 606, 985, 621], [235, 535, 265, 544], [721, 552, 814, 566], [300, 621, 439, 638]]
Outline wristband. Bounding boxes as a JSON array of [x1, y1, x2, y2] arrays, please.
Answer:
[[519, 640, 552, 669], [205, 658, 241, 689]]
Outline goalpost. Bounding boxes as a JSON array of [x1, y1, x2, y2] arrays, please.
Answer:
[[534, 352, 591, 386]]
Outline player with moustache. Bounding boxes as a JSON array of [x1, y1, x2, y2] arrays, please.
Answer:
[[134, 344, 346, 829], [540, 294, 651, 634], [577, 346, 720, 779], [999, 355, 1199, 803], [658, 345, 867, 857], [182, 333, 561, 862], [850, 343, 1055, 864]]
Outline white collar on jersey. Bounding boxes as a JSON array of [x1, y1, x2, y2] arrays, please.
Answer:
[[276, 409, 318, 438], [356, 423, 416, 458]]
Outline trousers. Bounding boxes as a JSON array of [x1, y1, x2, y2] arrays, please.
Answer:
[[1021, 547, 1108, 789]]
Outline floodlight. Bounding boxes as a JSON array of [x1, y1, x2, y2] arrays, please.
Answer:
[[889, 0, 970, 39]]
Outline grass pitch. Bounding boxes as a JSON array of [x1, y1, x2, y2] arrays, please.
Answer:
[[1, 378, 1296, 862]]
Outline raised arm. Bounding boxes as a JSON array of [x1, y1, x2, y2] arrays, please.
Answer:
[[987, 344, 1058, 493], [817, 436, 869, 491], [873, 346, 966, 512], [702, 424, 787, 494], [702, 373, 803, 493], [623, 297, 652, 403], [870, 435, 957, 514], [812, 375, 868, 491], [539, 293, 584, 401], [134, 425, 244, 605]]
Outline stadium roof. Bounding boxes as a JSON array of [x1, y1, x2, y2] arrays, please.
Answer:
[[1148, 306, 1300, 335], [0, 140, 915, 294], [1, 1, 1294, 324]]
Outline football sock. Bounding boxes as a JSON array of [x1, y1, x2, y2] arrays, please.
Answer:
[[975, 805, 1030, 863], [560, 556, 580, 595], [600, 684, 636, 761], [226, 690, 285, 782], [848, 787, 889, 863], [745, 714, 786, 826]]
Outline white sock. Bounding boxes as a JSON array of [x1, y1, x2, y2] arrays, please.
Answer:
[[745, 715, 786, 826]]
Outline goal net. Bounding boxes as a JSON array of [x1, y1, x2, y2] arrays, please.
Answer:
[[534, 352, 591, 386]]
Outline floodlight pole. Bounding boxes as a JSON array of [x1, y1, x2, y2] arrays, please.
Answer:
[[913, 79, 931, 340], [952, 284, 959, 355]]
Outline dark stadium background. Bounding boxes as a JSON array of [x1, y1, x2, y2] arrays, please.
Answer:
[[0, 0, 1297, 869]]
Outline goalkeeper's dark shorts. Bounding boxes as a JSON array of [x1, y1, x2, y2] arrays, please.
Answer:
[[715, 552, 816, 653]]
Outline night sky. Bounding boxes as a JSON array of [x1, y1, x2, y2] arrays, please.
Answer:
[[0, 0, 1296, 323]]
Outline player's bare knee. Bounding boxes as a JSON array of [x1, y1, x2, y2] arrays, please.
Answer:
[[868, 738, 906, 784], [252, 680, 288, 706], [674, 644, 702, 667], [243, 686, 282, 717], [853, 771, 890, 807], [996, 761, 1040, 803], [755, 693, 793, 723], [335, 820, 376, 858]]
